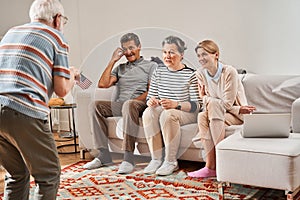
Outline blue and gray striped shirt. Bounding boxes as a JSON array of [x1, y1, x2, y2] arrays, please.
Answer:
[[0, 22, 70, 120]]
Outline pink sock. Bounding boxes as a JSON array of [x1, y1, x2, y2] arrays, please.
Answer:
[[187, 167, 216, 178]]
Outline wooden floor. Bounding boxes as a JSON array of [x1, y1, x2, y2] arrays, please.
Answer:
[[0, 132, 203, 194]]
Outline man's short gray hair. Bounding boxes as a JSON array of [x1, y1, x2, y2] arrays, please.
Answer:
[[120, 33, 141, 47], [29, 0, 64, 23]]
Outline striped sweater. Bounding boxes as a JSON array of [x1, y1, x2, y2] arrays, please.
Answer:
[[147, 64, 201, 112], [0, 22, 70, 120]]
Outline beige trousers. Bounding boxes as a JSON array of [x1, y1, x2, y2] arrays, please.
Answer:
[[198, 100, 243, 157], [142, 106, 197, 162]]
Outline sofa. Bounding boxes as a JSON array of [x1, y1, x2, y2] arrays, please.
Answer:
[[75, 74, 300, 162]]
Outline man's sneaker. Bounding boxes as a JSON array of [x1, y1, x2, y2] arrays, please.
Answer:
[[156, 161, 179, 176], [117, 161, 134, 174], [143, 159, 162, 174], [82, 158, 103, 169]]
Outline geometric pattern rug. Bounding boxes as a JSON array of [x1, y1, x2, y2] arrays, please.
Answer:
[[0, 161, 285, 200]]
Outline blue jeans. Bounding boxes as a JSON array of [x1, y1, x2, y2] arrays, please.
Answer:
[[0, 105, 60, 200]]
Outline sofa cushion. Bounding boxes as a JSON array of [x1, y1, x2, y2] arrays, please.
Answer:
[[217, 132, 300, 156], [272, 76, 300, 100], [243, 74, 300, 113], [115, 117, 147, 143], [114, 118, 200, 149], [180, 123, 199, 148]]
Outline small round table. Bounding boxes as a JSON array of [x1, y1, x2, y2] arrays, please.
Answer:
[[49, 103, 79, 154]]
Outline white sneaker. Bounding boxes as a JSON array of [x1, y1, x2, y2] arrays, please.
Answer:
[[117, 161, 134, 174], [156, 161, 179, 176], [143, 159, 162, 174], [82, 158, 103, 169]]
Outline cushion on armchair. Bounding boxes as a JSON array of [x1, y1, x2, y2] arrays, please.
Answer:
[[243, 74, 300, 113], [272, 77, 300, 104]]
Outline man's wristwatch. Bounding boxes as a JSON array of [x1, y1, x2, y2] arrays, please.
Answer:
[[175, 102, 182, 110]]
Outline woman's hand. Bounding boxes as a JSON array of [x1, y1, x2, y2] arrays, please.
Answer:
[[198, 84, 206, 98], [239, 105, 256, 114], [147, 96, 160, 107], [159, 98, 177, 110]]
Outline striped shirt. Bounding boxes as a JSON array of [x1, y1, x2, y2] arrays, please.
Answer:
[[147, 64, 201, 112], [0, 22, 70, 120]]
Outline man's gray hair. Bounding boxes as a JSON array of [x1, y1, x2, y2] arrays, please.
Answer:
[[29, 0, 64, 23], [120, 33, 141, 47]]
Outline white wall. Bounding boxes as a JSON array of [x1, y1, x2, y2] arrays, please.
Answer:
[[1, 0, 300, 75]]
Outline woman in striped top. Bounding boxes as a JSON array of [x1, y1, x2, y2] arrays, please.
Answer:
[[142, 36, 201, 176]]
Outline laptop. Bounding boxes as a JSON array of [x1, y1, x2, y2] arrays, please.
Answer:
[[241, 113, 291, 138]]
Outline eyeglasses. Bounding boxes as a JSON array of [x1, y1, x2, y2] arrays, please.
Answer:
[[53, 14, 68, 25], [60, 15, 68, 25], [122, 46, 137, 52]]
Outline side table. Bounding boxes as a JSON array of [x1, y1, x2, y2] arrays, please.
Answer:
[[49, 103, 79, 154]]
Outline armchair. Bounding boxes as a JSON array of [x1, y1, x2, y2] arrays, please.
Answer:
[[216, 74, 300, 200]]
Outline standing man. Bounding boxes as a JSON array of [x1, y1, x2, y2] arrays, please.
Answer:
[[0, 0, 79, 199], [83, 33, 157, 174]]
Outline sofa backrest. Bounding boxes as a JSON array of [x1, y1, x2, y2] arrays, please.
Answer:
[[242, 74, 300, 113]]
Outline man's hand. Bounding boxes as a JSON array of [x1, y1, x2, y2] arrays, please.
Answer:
[[70, 67, 80, 83], [111, 47, 124, 62]]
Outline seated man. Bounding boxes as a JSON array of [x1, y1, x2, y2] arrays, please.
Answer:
[[83, 33, 158, 174]]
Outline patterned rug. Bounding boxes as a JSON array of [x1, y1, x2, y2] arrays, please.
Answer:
[[0, 161, 285, 199]]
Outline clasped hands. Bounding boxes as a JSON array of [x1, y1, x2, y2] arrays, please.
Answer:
[[147, 97, 177, 110]]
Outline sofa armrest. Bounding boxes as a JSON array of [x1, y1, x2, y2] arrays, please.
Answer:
[[292, 97, 300, 133], [74, 86, 117, 149], [94, 86, 118, 101], [75, 86, 117, 101]]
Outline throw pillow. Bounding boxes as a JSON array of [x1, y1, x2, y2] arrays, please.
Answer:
[[272, 77, 300, 99]]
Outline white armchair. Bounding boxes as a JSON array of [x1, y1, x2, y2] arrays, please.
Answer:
[[216, 74, 300, 200]]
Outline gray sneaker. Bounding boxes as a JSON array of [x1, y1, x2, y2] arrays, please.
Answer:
[[143, 159, 162, 174], [155, 161, 179, 176], [82, 158, 103, 169], [117, 161, 134, 174]]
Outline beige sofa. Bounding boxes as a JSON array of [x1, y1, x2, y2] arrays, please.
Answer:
[[73, 27, 205, 161], [75, 85, 210, 161], [75, 74, 300, 163]]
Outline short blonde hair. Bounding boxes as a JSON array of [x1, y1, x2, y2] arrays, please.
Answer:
[[195, 40, 220, 58]]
